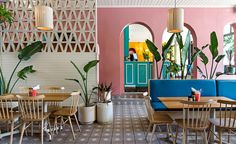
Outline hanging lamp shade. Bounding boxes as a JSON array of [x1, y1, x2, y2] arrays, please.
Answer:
[[167, 8, 184, 33], [35, 5, 53, 31]]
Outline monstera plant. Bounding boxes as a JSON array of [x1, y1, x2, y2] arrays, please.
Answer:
[[0, 41, 43, 95], [197, 31, 225, 79]]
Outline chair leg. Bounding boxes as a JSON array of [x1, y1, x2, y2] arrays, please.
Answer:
[[228, 129, 231, 143], [47, 117, 52, 136], [54, 116, 58, 134], [10, 120, 14, 144], [31, 122, 34, 136], [19, 122, 26, 144], [195, 131, 197, 144], [74, 114, 81, 132], [145, 123, 152, 140], [218, 128, 222, 144], [182, 128, 187, 144], [60, 116, 63, 131], [41, 120, 44, 144], [203, 130, 208, 144], [68, 116, 75, 140], [207, 122, 212, 141], [175, 125, 179, 144], [149, 124, 157, 144]]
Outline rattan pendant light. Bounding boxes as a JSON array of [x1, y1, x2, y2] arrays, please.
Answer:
[[167, 0, 184, 33], [35, 5, 53, 31]]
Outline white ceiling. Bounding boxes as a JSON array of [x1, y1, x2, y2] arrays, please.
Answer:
[[97, 0, 236, 8]]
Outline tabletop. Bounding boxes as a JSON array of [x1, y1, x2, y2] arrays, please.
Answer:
[[13, 93, 72, 102], [158, 96, 233, 109]]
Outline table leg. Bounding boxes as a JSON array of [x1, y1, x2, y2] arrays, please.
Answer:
[[210, 109, 215, 143]]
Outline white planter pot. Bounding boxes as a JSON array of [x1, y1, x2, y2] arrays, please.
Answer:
[[96, 101, 113, 124], [78, 105, 96, 124], [104, 91, 111, 101]]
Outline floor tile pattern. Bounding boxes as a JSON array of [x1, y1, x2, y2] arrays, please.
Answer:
[[1, 94, 236, 144]]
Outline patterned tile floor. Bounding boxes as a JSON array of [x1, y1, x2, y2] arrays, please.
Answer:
[[1, 94, 236, 144]]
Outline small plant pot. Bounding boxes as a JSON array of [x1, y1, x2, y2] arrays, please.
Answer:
[[96, 101, 113, 124], [78, 105, 96, 124], [225, 65, 236, 75]]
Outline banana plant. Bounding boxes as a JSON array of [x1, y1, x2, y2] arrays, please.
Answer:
[[0, 41, 43, 95], [66, 60, 99, 107], [197, 31, 225, 79], [145, 33, 175, 79]]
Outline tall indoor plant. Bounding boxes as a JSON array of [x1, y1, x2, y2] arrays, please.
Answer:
[[197, 31, 225, 79], [66, 60, 99, 124], [0, 41, 43, 95]]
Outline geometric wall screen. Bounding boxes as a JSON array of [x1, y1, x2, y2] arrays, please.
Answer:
[[1, 0, 96, 53]]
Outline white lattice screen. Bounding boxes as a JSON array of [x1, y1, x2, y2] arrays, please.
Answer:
[[0, 0, 97, 96], [1, 0, 96, 53]]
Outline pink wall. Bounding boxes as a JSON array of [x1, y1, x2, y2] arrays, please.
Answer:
[[98, 8, 236, 95]]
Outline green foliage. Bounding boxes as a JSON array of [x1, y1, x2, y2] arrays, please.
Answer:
[[142, 52, 149, 61], [166, 62, 181, 77], [197, 31, 225, 79], [0, 41, 43, 95], [66, 60, 99, 107], [145, 33, 175, 79], [0, 5, 13, 27]]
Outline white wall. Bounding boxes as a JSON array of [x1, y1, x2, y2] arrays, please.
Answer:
[[129, 24, 152, 42], [1, 52, 97, 94]]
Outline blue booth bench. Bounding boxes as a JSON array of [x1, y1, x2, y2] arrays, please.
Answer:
[[149, 80, 236, 111]]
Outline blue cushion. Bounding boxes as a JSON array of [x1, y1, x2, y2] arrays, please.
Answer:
[[151, 101, 167, 111], [216, 80, 236, 100], [150, 80, 217, 101]]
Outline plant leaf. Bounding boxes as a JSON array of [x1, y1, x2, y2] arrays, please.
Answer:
[[17, 65, 36, 80], [191, 47, 201, 63], [181, 31, 191, 66], [83, 60, 99, 73], [215, 54, 225, 63], [18, 41, 43, 61], [210, 31, 218, 59], [216, 72, 224, 79], [176, 33, 184, 49], [145, 39, 161, 62], [202, 44, 209, 50], [199, 51, 208, 65], [70, 61, 86, 81], [162, 34, 175, 59], [196, 66, 206, 79]]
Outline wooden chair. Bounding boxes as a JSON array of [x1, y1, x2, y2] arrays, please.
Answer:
[[208, 100, 236, 144], [53, 91, 81, 140], [144, 96, 174, 144], [43, 86, 65, 113], [16, 95, 52, 144], [0, 94, 21, 144], [175, 100, 213, 144]]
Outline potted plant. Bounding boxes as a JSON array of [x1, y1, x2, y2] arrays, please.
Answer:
[[225, 49, 235, 74], [66, 60, 99, 124], [95, 82, 113, 124]]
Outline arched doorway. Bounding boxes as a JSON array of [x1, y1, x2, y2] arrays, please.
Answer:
[[161, 24, 197, 79], [223, 23, 235, 74], [122, 23, 154, 92]]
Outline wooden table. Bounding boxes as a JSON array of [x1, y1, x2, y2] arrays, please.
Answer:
[[158, 96, 233, 109], [13, 93, 72, 102], [158, 96, 234, 144]]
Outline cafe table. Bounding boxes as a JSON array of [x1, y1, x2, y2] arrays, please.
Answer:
[[0, 93, 72, 140], [158, 96, 234, 143]]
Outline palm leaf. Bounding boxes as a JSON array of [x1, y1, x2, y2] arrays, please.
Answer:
[[18, 41, 43, 61], [210, 31, 218, 59], [162, 33, 175, 59], [83, 60, 99, 73], [70, 61, 86, 81], [17, 65, 36, 80], [181, 31, 191, 66], [145, 39, 161, 62]]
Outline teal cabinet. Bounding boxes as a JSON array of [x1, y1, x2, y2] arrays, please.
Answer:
[[124, 62, 153, 87]]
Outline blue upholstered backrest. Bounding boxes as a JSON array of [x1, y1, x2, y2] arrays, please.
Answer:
[[149, 80, 217, 101], [216, 80, 236, 100]]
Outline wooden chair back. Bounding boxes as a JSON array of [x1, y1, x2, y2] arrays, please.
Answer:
[[43, 86, 64, 111], [144, 96, 154, 122], [69, 92, 80, 114], [0, 95, 15, 120], [217, 100, 236, 128], [181, 100, 213, 129], [16, 95, 45, 120]]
